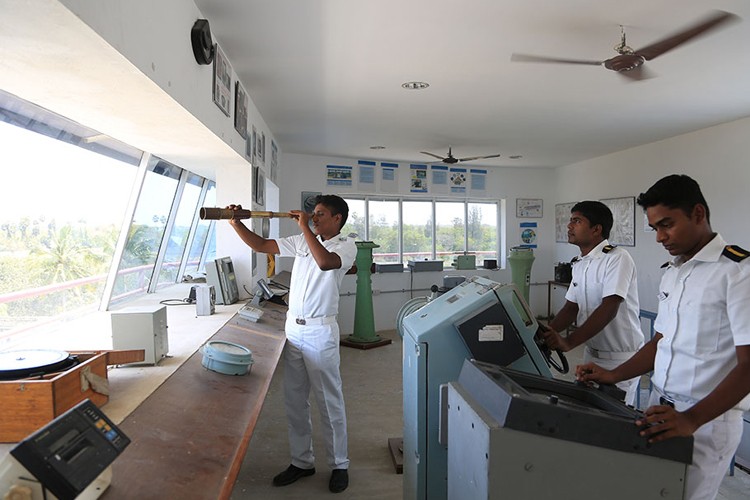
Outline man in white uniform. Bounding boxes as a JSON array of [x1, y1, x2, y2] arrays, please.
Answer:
[[577, 175, 750, 500], [227, 194, 356, 493], [542, 200, 644, 404]]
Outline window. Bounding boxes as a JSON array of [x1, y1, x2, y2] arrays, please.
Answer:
[[368, 199, 399, 263], [468, 202, 499, 267], [183, 181, 216, 276], [343, 196, 501, 267], [435, 201, 465, 265], [402, 200, 433, 262], [0, 91, 140, 341], [342, 198, 365, 240], [155, 172, 204, 288], [0, 90, 217, 347], [110, 158, 181, 303]]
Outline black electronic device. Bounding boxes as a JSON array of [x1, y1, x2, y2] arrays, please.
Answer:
[[554, 261, 572, 283], [11, 399, 130, 500], [250, 278, 286, 306], [190, 19, 215, 65]]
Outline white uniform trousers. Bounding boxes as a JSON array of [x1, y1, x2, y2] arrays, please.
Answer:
[[583, 347, 640, 406], [647, 391, 743, 500], [283, 317, 349, 470]]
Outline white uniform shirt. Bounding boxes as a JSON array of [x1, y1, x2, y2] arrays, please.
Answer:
[[653, 233, 750, 411], [565, 239, 644, 353], [276, 233, 357, 319]]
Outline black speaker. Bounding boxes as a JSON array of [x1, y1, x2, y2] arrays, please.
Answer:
[[191, 19, 215, 65]]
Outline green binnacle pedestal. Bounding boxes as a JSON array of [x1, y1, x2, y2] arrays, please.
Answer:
[[341, 241, 392, 350]]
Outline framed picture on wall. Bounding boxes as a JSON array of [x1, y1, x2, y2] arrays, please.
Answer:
[[555, 202, 576, 243], [600, 196, 636, 246], [212, 44, 232, 117], [516, 198, 543, 218], [234, 82, 248, 139], [301, 191, 321, 213], [253, 166, 265, 206]]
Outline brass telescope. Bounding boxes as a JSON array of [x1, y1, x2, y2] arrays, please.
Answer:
[[199, 207, 294, 220]]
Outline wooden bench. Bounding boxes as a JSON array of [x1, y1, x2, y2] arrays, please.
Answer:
[[102, 302, 288, 500]]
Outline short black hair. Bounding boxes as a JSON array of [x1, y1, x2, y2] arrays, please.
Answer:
[[571, 200, 613, 239], [636, 174, 710, 223], [314, 194, 349, 229]]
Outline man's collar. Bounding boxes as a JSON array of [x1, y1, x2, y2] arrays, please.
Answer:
[[673, 233, 724, 266]]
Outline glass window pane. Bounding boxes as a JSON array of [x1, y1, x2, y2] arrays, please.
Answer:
[[369, 199, 399, 263], [0, 117, 138, 339], [185, 182, 215, 275], [436, 202, 465, 266], [342, 198, 365, 240], [110, 159, 180, 304], [156, 173, 203, 287], [468, 202, 498, 267], [402, 200, 433, 262]]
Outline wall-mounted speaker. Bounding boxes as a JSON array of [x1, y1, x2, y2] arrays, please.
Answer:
[[191, 19, 215, 65]]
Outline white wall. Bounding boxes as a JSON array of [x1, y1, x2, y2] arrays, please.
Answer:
[[555, 116, 750, 313], [277, 153, 558, 333]]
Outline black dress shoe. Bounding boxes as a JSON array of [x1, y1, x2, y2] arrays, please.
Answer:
[[329, 468, 349, 493], [272, 464, 315, 486]]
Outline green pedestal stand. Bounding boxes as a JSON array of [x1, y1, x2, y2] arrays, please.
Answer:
[[340, 241, 392, 350], [508, 246, 535, 304]]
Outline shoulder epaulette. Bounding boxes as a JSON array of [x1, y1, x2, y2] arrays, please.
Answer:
[[722, 245, 750, 262], [660, 261, 670, 268], [571, 257, 580, 264], [602, 244, 616, 253]]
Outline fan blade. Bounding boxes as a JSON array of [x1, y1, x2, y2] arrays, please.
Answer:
[[420, 151, 446, 160], [634, 10, 738, 61], [616, 65, 655, 82], [511, 53, 603, 66], [457, 154, 502, 162]]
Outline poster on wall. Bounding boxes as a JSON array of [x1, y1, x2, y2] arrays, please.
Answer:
[[519, 222, 538, 248], [410, 164, 428, 193], [555, 202, 576, 242], [380, 162, 398, 193], [600, 196, 636, 246], [449, 167, 467, 194], [357, 160, 376, 192], [234, 82, 248, 139], [469, 169, 486, 193], [326, 165, 353, 187], [212, 44, 232, 117], [431, 165, 449, 194]]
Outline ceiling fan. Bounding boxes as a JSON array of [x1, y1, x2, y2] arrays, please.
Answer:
[[511, 10, 738, 81], [420, 147, 501, 164]]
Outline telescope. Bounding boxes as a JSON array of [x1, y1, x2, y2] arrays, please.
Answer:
[[199, 207, 294, 220]]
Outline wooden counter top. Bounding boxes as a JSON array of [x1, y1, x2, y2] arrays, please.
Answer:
[[102, 303, 288, 500]]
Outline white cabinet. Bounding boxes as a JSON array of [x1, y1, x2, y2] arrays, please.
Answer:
[[111, 305, 169, 365]]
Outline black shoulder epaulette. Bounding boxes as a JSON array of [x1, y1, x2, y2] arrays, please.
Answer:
[[602, 244, 616, 253], [660, 261, 670, 268], [571, 257, 580, 264], [722, 245, 750, 262]]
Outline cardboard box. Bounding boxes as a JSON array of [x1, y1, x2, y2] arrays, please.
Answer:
[[0, 350, 143, 442]]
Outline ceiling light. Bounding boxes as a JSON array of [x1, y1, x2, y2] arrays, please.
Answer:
[[401, 81, 430, 90], [370, 146, 386, 150], [509, 155, 523, 159]]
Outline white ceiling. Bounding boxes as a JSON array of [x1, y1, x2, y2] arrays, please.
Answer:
[[193, 0, 750, 169]]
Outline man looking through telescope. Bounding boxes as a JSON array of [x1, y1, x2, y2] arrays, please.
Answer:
[[226, 194, 355, 493]]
